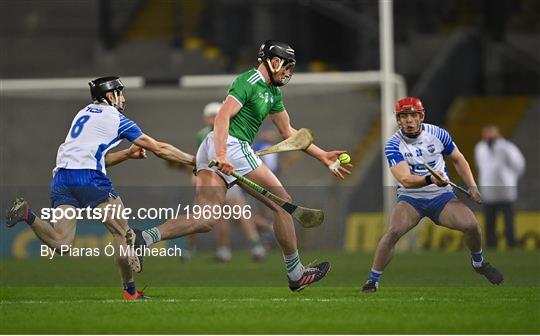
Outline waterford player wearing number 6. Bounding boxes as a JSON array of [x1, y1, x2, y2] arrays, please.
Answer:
[[361, 97, 503, 293], [5, 76, 195, 299], [130, 40, 351, 292]]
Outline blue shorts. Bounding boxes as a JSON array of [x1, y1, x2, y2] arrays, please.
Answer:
[[398, 192, 456, 222], [50, 169, 118, 208]]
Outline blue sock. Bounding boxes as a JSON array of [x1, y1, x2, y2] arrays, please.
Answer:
[[471, 250, 484, 267], [27, 211, 36, 225], [123, 281, 136, 295], [368, 269, 383, 282]]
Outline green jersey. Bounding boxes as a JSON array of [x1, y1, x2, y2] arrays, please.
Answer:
[[227, 68, 285, 144], [196, 125, 212, 147]]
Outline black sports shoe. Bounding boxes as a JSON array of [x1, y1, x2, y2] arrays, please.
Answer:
[[473, 260, 504, 285], [288, 261, 331, 292], [126, 228, 146, 273], [361, 279, 378, 293], [5, 198, 31, 227]]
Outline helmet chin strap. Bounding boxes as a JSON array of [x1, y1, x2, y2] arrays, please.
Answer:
[[100, 90, 123, 112], [396, 111, 424, 138], [113, 91, 121, 110], [264, 58, 286, 86], [400, 124, 423, 139], [266, 58, 284, 73]]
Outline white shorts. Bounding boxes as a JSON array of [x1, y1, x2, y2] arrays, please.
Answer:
[[196, 131, 262, 186]]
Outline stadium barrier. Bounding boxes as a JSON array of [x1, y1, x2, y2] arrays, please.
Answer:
[[0, 219, 176, 259], [345, 211, 540, 252], [2, 212, 538, 258]]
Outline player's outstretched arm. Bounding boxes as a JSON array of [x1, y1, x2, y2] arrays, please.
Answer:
[[390, 161, 447, 188], [105, 145, 147, 167], [269, 111, 352, 179], [448, 147, 481, 202], [133, 134, 195, 166]]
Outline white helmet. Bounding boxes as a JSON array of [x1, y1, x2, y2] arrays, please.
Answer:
[[203, 102, 222, 117]]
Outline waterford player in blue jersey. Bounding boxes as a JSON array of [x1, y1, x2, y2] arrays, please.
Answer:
[[361, 97, 503, 292], [5, 76, 195, 299]]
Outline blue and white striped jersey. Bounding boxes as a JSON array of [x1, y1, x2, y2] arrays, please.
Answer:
[[53, 104, 142, 176], [385, 123, 455, 199]]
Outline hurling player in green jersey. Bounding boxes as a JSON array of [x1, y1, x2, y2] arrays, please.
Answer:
[[132, 40, 351, 292], [183, 102, 267, 263]]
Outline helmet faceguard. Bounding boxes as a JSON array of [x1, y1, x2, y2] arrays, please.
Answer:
[[89, 76, 125, 111], [395, 97, 425, 138], [258, 40, 296, 86]]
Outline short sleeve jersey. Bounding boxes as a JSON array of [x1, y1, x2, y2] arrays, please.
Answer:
[[54, 104, 143, 176], [226, 69, 285, 144], [385, 123, 455, 199]]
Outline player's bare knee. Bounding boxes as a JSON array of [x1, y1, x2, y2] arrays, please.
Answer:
[[463, 221, 480, 234], [194, 218, 215, 233], [267, 193, 292, 212], [55, 232, 75, 247], [385, 229, 404, 245], [273, 189, 292, 203]]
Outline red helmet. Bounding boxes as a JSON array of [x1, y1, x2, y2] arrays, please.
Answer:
[[395, 97, 425, 114]]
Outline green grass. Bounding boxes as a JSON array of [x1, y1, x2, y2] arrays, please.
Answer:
[[1, 250, 539, 334]]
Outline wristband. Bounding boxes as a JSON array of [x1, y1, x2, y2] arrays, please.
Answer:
[[425, 175, 433, 185]]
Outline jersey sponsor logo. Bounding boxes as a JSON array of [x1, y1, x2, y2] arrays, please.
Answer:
[[428, 144, 435, 153], [403, 150, 423, 158], [86, 106, 103, 113], [409, 163, 427, 174], [258, 92, 274, 104], [409, 159, 437, 174]]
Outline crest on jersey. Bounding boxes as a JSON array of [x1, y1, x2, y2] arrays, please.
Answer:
[[258, 92, 274, 104], [428, 144, 435, 153]]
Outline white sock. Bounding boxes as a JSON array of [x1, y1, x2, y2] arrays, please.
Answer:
[[284, 251, 304, 281], [216, 247, 232, 261], [142, 227, 161, 246], [471, 249, 484, 268]]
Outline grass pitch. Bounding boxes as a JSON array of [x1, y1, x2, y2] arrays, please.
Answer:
[[1, 250, 539, 334]]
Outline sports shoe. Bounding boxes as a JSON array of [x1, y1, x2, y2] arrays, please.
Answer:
[[216, 247, 232, 262], [125, 228, 145, 273], [473, 260, 504, 285], [180, 248, 193, 263], [123, 289, 148, 300], [361, 279, 379, 293], [5, 198, 31, 227], [251, 245, 267, 261], [288, 261, 331, 292]]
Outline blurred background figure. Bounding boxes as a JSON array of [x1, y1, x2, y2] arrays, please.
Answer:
[[183, 101, 266, 262], [474, 124, 526, 249]]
